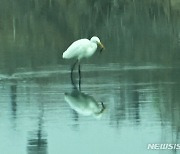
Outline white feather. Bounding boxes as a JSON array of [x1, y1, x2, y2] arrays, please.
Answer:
[[62, 36, 102, 60]]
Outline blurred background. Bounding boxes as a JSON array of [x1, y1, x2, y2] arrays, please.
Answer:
[[0, 0, 180, 73], [0, 0, 180, 154]]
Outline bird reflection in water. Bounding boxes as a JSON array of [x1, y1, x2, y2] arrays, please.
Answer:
[[64, 66, 105, 119], [64, 90, 105, 118]]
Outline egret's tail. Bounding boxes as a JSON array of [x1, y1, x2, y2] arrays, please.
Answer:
[[62, 50, 71, 59], [62, 52, 66, 59]]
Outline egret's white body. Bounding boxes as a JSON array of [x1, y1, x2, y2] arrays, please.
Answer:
[[62, 36, 104, 60]]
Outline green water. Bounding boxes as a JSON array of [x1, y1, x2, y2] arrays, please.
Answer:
[[0, 0, 180, 154]]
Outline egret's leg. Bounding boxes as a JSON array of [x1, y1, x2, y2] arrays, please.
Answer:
[[71, 59, 78, 73], [78, 64, 81, 91], [71, 60, 78, 89]]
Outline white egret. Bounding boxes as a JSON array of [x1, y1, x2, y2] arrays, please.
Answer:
[[62, 36, 104, 60], [62, 36, 104, 89]]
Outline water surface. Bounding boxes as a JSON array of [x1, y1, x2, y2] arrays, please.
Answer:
[[0, 64, 179, 154]]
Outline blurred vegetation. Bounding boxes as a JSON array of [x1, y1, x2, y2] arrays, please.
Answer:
[[0, 0, 180, 74], [0, 0, 179, 142]]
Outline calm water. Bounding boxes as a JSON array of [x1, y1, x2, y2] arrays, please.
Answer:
[[0, 0, 180, 154], [0, 64, 179, 154]]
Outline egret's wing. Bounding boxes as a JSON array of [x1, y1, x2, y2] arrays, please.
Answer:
[[62, 39, 90, 59]]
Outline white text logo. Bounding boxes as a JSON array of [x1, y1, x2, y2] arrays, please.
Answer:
[[147, 144, 180, 150]]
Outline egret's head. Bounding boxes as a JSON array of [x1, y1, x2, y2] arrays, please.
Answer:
[[90, 36, 105, 53]]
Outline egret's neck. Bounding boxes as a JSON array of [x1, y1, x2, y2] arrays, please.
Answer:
[[82, 41, 98, 59], [91, 42, 97, 49], [89, 42, 97, 54]]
